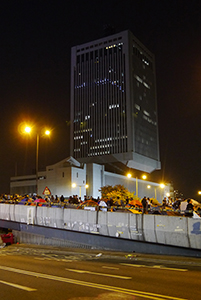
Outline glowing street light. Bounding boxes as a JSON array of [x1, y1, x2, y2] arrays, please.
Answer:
[[20, 123, 51, 195], [72, 183, 89, 198], [127, 173, 139, 197], [24, 126, 31, 133]]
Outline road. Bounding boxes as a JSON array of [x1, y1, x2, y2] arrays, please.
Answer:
[[0, 244, 200, 300]]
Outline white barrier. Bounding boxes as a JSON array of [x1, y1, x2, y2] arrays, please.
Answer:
[[187, 218, 201, 249], [0, 204, 200, 250], [0, 204, 10, 220], [143, 214, 157, 243], [107, 212, 130, 238], [64, 209, 98, 233], [129, 213, 144, 241], [155, 215, 189, 248]]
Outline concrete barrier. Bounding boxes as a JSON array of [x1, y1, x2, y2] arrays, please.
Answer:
[[154, 215, 190, 248], [0, 204, 10, 220], [107, 212, 130, 238], [64, 208, 98, 233], [0, 204, 201, 251], [129, 213, 144, 241], [35, 207, 64, 228], [97, 211, 108, 236], [14, 205, 30, 223], [48, 207, 64, 228], [9, 204, 16, 221], [143, 214, 157, 243], [187, 218, 201, 249], [35, 207, 50, 226]]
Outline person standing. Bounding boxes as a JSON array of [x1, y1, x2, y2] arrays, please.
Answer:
[[141, 196, 148, 214], [185, 199, 194, 217]]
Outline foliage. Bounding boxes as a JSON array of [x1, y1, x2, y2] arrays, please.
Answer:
[[99, 185, 140, 205], [149, 198, 160, 206]]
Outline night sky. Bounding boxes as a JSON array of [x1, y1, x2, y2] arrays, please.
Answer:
[[1, 1, 201, 200]]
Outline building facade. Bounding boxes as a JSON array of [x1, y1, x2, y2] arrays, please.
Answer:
[[10, 157, 169, 201], [71, 30, 161, 173]]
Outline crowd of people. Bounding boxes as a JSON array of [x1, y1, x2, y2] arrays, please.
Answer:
[[140, 196, 201, 217], [0, 193, 200, 217]]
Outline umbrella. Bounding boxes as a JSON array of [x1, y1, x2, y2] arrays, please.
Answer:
[[20, 198, 28, 202], [77, 200, 98, 209], [128, 199, 142, 207], [34, 198, 46, 203]]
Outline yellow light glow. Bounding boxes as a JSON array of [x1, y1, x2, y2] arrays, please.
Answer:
[[72, 183, 76, 188], [24, 126, 31, 133], [198, 191, 201, 195], [127, 173, 132, 178], [85, 184, 89, 189], [45, 130, 50, 136], [142, 175, 147, 180], [166, 193, 170, 197], [147, 185, 151, 189], [160, 183, 165, 189]]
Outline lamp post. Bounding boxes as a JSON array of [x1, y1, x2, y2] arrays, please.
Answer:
[[72, 183, 89, 199], [127, 173, 147, 198], [127, 173, 138, 197], [22, 125, 51, 195]]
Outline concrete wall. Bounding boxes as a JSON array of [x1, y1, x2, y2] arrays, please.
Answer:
[[0, 203, 200, 251], [86, 164, 104, 199], [104, 171, 165, 202]]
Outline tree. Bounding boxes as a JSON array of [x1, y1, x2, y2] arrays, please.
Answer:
[[99, 184, 139, 205]]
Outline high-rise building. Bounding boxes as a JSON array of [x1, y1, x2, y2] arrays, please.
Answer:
[[70, 30, 161, 173]]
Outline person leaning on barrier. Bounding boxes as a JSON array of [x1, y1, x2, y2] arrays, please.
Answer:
[[185, 199, 194, 217]]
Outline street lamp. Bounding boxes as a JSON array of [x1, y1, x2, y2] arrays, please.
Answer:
[[21, 124, 51, 195], [127, 173, 147, 197], [72, 183, 89, 198], [127, 173, 139, 197]]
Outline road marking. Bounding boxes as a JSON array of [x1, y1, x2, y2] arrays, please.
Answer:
[[66, 268, 131, 279], [102, 266, 119, 270], [0, 265, 187, 300], [0, 279, 37, 291], [121, 263, 188, 272]]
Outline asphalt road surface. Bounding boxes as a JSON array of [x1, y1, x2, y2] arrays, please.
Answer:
[[0, 244, 200, 300]]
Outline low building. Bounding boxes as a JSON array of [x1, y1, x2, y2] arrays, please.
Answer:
[[10, 157, 170, 201]]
